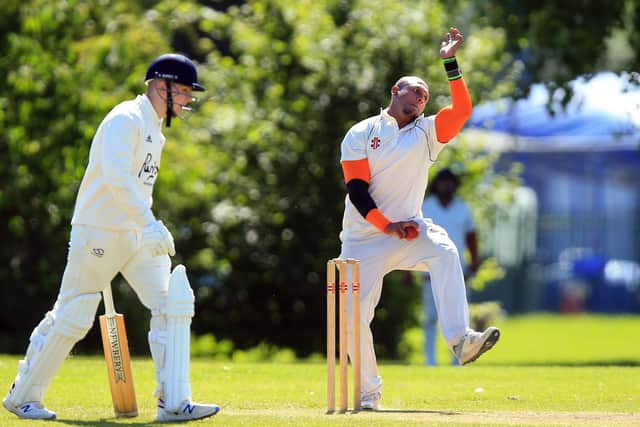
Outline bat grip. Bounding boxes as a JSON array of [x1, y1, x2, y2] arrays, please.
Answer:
[[102, 285, 116, 316]]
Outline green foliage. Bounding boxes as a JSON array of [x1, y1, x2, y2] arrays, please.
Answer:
[[191, 333, 298, 362], [473, 0, 640, 103], [0, 0, 550, 359], [469, 258, 506, 292]]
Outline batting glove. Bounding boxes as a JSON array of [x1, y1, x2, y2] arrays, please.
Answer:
[[142, 220, 176, 257]]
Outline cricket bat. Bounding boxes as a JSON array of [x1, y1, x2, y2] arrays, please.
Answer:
[[99, 285, 138, 418]]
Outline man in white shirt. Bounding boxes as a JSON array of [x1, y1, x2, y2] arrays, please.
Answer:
[[422, 168, 479, 366], [338, 28, 499, 410], [3, 54, 219, 422]]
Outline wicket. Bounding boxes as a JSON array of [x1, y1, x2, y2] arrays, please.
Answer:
[[326, 258, 361, 413]]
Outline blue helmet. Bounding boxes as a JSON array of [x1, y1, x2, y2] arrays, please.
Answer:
[[145, 53, 205, 92]]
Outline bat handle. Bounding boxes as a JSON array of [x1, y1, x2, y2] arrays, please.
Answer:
[[103, 285, 116, 316]]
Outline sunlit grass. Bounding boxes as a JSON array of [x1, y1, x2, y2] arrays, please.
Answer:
[[1, 313, 639, 426], [0, 357, 638, 426], [402, 313, 640, 366]]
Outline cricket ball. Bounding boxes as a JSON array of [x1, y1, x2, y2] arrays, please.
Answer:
[[405, 227, 418, 240]]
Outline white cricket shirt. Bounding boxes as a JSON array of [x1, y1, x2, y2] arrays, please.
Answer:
[[340, 109, 446, 240], [71, 94, 165, 230], [422, 196, 475, 267]]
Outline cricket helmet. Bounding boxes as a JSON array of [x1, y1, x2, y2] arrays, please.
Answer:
[[145, 53, 205, 92]]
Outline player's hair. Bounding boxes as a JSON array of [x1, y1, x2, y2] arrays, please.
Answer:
[[429, 168, 460, 195]]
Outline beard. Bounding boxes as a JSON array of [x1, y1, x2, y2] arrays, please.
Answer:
[[402, 109, 419, 120], [402, 104, 420, 119]]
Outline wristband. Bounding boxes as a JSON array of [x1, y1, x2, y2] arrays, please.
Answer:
[[443, 56, 462, 81], [365, 208, 392, 233]]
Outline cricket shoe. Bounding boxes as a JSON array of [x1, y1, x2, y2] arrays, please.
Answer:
[[453, 326, 500, 365], [3, 398, 56, 420], [360, 391, 381, 411], [156, 398, 220, 422]]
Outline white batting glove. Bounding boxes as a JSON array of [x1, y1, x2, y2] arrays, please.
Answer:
[[142, 220, 176, 257]]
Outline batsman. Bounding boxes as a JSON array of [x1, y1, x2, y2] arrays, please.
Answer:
[[3, 54, 220, 421]]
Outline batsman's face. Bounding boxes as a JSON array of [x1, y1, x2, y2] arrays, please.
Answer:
[[169, 83, 196, 116], [391, 77, 429, 117], [155, 81, 197, 116]]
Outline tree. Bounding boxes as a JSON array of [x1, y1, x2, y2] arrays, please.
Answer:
[[472, 0, 639, 104]]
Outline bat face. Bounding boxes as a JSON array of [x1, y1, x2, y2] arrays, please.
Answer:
[[104, 317, 127, 382], [100, 313, 138, 418]]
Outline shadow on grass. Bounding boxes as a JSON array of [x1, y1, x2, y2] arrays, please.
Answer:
[[328, 409, 460, 415], [489, 360, 640, 367], [53, 419, 160, 426], [376, 409, 460, 415], [378, 359, 640, 367]]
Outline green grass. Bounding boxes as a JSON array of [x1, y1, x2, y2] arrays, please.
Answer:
[[402, 313, 640, 366], [0, 358, 638, 426], [1, 314, 639, 426]]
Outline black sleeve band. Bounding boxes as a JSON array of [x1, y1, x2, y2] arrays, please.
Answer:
[[443, 57, 462, 81], [347, 179, 377, 219]]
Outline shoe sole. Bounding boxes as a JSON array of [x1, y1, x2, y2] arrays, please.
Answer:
[[156, 406, 220, 422], [197, 406, 220, 420], [461, 329, 500, 365], [360, 404, 380, 411]]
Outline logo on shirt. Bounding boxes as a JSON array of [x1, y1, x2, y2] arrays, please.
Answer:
[[91, 248, 105, 257], [145, 134, 153, 143], [138, 153, 159, 185], [370, 136, 380, 150]]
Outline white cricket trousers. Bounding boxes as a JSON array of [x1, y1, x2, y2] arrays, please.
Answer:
[[59, 224, 170, 310], [8, 224, 170, 404], [339, 218, 470, 397]]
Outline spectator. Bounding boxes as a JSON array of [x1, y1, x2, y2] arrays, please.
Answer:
[[422, 168, 479, 366]]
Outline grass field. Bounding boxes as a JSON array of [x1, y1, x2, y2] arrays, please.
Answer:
[[401, 313, 640, 366], [0, 314, 639, 426]]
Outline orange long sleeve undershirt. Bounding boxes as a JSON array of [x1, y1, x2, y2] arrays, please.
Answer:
[[434, 77, 472, 143]]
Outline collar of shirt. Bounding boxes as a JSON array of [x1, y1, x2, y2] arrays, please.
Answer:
[[138, 94, 163, 127], [380, 108, 424, 132]]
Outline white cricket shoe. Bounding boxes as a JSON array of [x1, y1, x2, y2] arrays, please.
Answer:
[[360, 391, 381, 411], [156, 398, 220, 422], [453, 326, 500, 365], [3, 398, 56, 420]]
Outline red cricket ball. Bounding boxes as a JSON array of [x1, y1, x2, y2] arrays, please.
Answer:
[[405, 227, 418, 240]]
